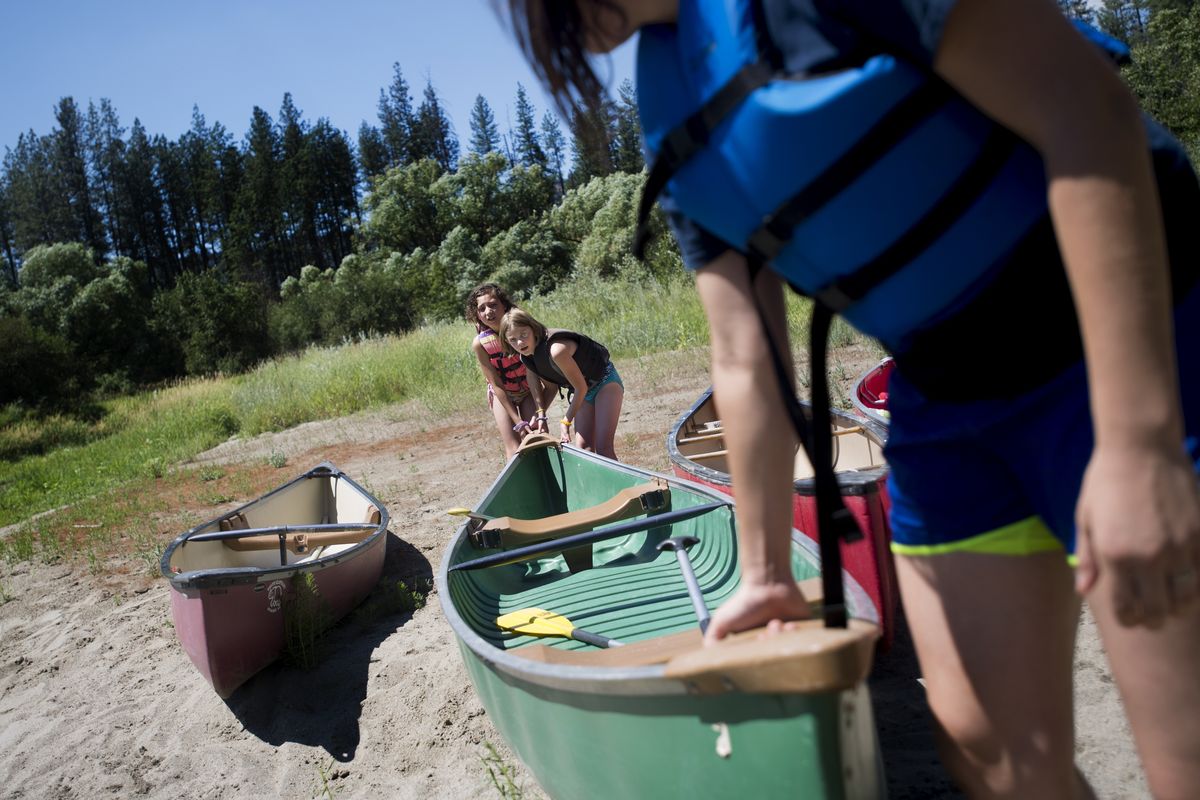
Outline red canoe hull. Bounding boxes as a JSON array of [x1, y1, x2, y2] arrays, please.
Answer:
[[668, 389, 898, 650]]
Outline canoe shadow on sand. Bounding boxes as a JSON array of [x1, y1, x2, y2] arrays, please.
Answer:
[[222, 531, 429, 762]]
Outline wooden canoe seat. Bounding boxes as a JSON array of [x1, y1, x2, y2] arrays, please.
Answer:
[[470, 479, 672, 550], [507, 576, 876, 694]]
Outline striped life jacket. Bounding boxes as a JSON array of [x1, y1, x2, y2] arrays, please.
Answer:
[[477, 329, 528, 396], [634, 0, 1129, 347]]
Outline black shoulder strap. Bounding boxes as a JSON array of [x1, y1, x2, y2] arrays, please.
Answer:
[[748, 256, 860, 629]]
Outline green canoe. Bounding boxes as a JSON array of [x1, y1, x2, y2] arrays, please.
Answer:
[[438, 436, 884, 799]]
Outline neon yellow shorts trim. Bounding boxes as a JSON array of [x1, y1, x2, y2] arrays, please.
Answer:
[[890, 516, 1066, 557]]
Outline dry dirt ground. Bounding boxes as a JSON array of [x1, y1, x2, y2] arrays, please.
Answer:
[[0, 345, 1148, 799]]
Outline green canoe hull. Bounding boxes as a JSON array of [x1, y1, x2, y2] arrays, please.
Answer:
[[438, 444, 884, 799]]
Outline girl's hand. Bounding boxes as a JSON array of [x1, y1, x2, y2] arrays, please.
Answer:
[[512, 420, 531, 437], [1075, 443, 1200, 628], [560, 419, 572, 444], [703, 579, 813, 645], [531, 414, 548, 434]]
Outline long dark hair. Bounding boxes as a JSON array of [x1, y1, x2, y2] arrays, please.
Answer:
[[498, 0, 625, 116], [465, 282, 516, 330]]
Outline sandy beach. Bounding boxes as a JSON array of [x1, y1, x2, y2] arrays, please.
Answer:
[[0, 347, 1149, 799]]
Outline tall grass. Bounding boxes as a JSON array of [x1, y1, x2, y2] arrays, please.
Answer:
[[0, 275, 877, 530]]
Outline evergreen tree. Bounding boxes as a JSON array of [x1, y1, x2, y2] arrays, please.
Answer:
[[468, 94, 500, 156], [540, 111, 568, 197], [229, 107, 285, 287], [119, 120, 177, 285], [277, 92, 308, 274], [1057, 0, 1093, 22], [612, 79, 644, 174], [567, 104, 615, 188], [513, 83, 547, 167], [179, 107, 222, 270], [1097, 0, 1153, 43], [378, 63, 416, 168], [412, 79, 459, 171], [0, 180, 17, 285], [84, 99, 127, 257], [4, 130, 75, 250], [52, 97, 106, 257], [357, 122, 389, 182]]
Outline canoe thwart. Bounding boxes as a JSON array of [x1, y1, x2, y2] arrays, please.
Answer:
[[663, 619, 879, 695], [469, 480, 671, 550], [450, 500, 727, 573]]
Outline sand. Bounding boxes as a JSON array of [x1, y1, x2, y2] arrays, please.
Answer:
[[0, 347, 1149, 799]]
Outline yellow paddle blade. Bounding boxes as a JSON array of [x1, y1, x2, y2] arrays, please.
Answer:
[[496, 607, 576, 638], [447, 507, 472, 516]]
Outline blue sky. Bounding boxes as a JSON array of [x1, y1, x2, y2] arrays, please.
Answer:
[[0, 0, 637, 155]]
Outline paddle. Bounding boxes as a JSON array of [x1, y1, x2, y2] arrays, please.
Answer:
[[656, 535, 711, 634], [496, 608, 624, 648], [447, 507, 493, 522]]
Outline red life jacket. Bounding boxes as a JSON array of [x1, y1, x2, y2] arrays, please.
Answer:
[[477, 329, 528, 396]]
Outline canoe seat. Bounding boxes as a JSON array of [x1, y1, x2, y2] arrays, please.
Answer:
[[469, 479, 671, 550], [507, 578, 878, 694]]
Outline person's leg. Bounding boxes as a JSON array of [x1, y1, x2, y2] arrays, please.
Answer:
[[573, 399, 596, 451], [489, 390, 521, 459], [897, 549, 1093, 799], [1087, 586, 1200, 799], [588, 381, 624, 460]]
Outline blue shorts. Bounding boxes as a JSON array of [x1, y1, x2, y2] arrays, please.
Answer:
[[583, 363, 623, 403], [885, 284, 1200, 558]]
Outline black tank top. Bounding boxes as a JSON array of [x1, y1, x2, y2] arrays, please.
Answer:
[[521, 329, 610, 388]]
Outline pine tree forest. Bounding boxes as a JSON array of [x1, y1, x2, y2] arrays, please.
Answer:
[[3, 2, 1199, 412]]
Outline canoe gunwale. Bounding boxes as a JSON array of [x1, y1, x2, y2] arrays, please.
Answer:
[[160, 461, 390, 591], [437, 446, 878, 698], [850, 357, 894, 431], [666, 387, 890, 495]]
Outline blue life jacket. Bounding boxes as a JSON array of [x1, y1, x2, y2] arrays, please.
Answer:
[[634, 0, 1129, 348], [633, 1, 1131, 629]]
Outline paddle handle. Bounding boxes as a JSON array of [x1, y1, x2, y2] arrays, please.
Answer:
[[673, 550, 711, 635], [571, 629, 624, 648]]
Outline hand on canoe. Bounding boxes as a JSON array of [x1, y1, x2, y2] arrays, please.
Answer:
[[1075, 443, 1200, 628], [703, 580, 813, 646]]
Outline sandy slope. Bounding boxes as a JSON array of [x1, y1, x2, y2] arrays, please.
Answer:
[[0, 347, 1147, 799]]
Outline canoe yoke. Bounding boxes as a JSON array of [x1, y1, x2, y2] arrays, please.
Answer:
[[468, 479, 672, 552], [209, 506, 382, 565], [507, 578, 879, 694]]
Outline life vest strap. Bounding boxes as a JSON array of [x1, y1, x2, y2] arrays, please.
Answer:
[[745, 80, 949, 265], [813, 128, 1018, 312], [635, 62, 774, 257]]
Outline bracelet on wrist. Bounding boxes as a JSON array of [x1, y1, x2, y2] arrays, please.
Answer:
[[561, 418, 572, 427]]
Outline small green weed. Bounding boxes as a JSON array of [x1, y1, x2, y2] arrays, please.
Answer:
[[199, 466, 224, 482], [2, 527, 36, 563], [0, 580, 12, 605], [283, 573, 332, 670], [267, 451, 288, 469], [314, 758, 338, 799], [481, 742, 533, 800]]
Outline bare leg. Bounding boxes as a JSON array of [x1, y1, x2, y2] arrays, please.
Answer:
[[1088, 574, 1200, 800], [490, 393, 521, 460], [579, 382, 623, 460], [896, 550, 1094, 799]]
